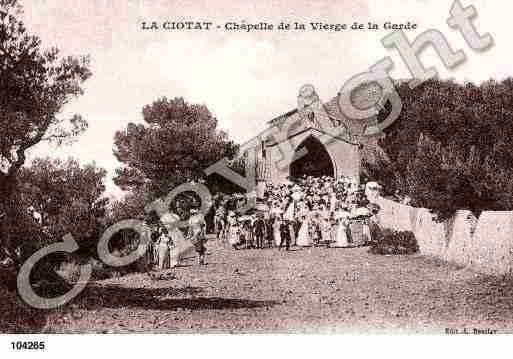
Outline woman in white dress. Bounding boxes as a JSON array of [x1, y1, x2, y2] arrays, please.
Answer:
[[272, 214, 282, 247], [156, 226, 171, 270], [227, 212, 240, 248], [160, 212, 184, 268], [320, 206, 332, 244], [332, 208, 350, 247], [296, 210, 312, 247], [270, 203, 283, 247]]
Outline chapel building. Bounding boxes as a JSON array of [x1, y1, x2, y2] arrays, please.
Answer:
[[240, 83, 385, 193]]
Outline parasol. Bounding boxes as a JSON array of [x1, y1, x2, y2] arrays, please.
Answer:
[[352, 207, 371, 218]]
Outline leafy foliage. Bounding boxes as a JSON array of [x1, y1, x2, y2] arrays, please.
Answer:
[[0, 0, 91, 254], [19, 157, 108, 254], [365, 78, 513, 220], [0, 0, 91, 172], [112, 97, 239, 222]]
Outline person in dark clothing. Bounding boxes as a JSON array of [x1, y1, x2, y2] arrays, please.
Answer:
[[293, 219, 301, 246], [266, 217, 274, 248], [253, 215, 267, 249], [279, 220, 291, 251]]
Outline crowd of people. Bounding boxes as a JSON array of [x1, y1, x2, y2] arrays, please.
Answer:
[[144, 175, 381, 274], [146, 208, 208, 270], [214, 175, 380, 251]]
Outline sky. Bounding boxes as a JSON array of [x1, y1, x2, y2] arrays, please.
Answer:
[[19, 0, 511, 198]]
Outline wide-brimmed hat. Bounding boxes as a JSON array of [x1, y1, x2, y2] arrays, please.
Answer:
[[160, 212, 179, 224], [366, 181, 382, 190]]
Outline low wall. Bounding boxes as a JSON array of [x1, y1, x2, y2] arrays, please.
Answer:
[[374, 197, 513, 276]]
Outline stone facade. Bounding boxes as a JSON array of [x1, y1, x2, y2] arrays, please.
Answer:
[[242, 84, 383, 188]]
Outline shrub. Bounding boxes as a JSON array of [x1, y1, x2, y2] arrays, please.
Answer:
[[369, 229, 418, 255]]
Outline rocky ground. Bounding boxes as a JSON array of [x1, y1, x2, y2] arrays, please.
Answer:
[[34, 238, 513, 333]]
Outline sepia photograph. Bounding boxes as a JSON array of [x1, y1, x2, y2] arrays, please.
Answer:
[[0, 0, 511, 354]]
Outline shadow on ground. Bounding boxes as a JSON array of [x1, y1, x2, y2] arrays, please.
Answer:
[[73, 284, 279, 312]]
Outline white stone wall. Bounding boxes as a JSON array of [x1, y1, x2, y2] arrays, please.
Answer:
[[375, 196, 513, 276], [470, 211, 513, 276]]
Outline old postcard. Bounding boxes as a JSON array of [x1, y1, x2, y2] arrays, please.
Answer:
[[0, 0, 510, 356]]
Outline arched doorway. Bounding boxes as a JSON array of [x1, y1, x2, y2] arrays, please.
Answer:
[[290, 136, 334, 178]]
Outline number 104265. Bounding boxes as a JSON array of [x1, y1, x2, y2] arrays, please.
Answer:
[[11, 341, 45, 350]]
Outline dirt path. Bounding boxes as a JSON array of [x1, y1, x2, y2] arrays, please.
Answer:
[[45, 238, 513, 333]]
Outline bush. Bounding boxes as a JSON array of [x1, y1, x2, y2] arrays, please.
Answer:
[[369, 229, 418, 255]]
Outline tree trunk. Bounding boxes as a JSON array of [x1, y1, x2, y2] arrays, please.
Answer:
[[0, 170, 23, 257]]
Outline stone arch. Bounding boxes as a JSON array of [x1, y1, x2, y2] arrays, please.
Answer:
[[289, 135, 336, 178]]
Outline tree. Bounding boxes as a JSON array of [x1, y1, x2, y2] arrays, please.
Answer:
[[0, 0, 92, 252], [107, 187, 155, 224], [368, 78, 513, 219], [113, 97, 238, 201], [19, 157, 108, 254]]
